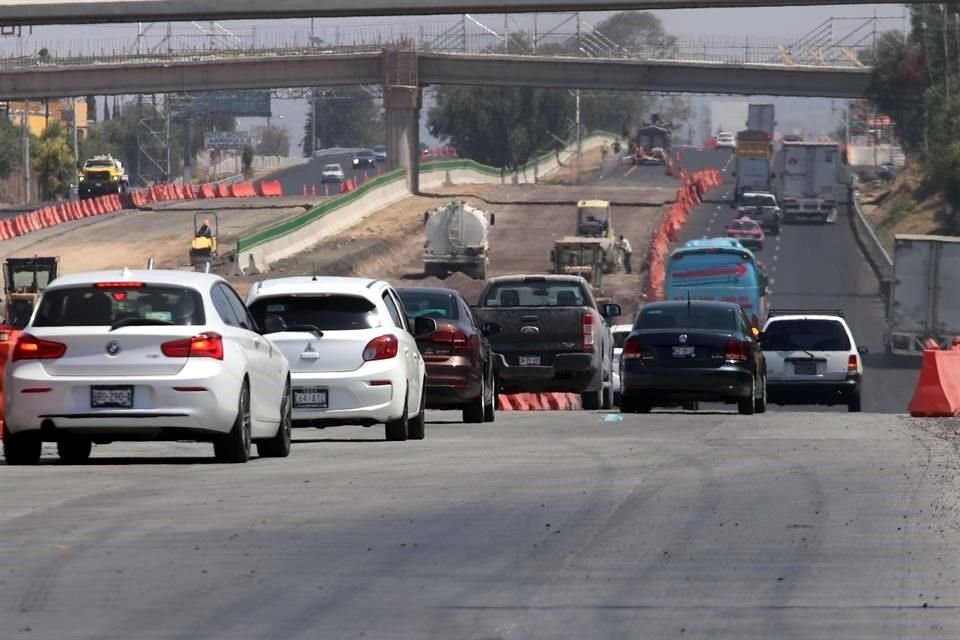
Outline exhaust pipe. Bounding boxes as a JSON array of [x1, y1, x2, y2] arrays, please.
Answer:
[[146, 257, 154, 270], [204, 261, 211, 274]]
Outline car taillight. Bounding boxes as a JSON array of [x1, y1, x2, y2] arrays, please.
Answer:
[[430, 327, 470, 351], [161, 333, 224, 360], [724, 339, 747, 361], [582, 312, 595, 350], [363, 334, 399, 361], [622, 337, 650, 360], [848, 354, 858, 372], [12, 334, 66, 361]]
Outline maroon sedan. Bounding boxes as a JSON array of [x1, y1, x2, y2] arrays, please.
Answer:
[[397, 287, 497, 423], [725, 217, 765, 251]]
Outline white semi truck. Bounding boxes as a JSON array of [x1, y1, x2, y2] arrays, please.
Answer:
[[774, 141, 842, 224], [423, 200, 495, 280], [746, 104, 776, 137], [886, 234, 960, 356]]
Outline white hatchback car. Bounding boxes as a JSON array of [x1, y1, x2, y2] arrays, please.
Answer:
[[716, 131, 736, 149], [610, 323, 633, 405], [3, 269, 291, 465], [321, 163, 345, 183], [760, 310, 866, 412], [246, 276, 434, 441]]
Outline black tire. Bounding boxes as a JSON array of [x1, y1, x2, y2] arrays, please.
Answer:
[[581, 388, 602, 411], [613, 391, 622, 407], [57, 437, 92, 464], [214, 381, 252, 463], [601, 383, 614, 410], [385, 392, 409, 441], [462, 376, 485, 424], [754, 373, 768, 414], [738, 376, 757, 415], [3, 425, 41, 465], [257, 379, 292, 458], [483, 368, 496, 422], [408, 381, 427, 440], [848, 390, 862, 413]]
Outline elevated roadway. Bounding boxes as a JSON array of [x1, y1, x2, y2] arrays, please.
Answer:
[[0, 0, 921, 25], [0, 51, 871, 99]]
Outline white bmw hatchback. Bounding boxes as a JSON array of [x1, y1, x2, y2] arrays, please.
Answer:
[[246, 276, 434, 441], [3, 269, 292, 465]]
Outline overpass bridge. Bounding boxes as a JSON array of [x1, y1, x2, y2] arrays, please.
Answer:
[[0, 0, 921, 25]]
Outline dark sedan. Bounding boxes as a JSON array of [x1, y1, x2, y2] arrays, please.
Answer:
[[397, 287, 497, 423], [619, 300, 766, 415], [352, 149, 376, 168]]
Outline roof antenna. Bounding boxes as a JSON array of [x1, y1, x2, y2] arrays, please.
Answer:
[[312, 264, 319, 281]]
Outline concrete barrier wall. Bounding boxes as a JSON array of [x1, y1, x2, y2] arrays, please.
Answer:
[[235, 131, 620, 273]]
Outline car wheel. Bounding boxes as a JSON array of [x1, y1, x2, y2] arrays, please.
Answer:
[[463, 375, 485, 424], [483, 369, 496, 422], [407, 380, 427, 440], [385, 391, 409, 441], [57, 436, 92, 464], [257, 379, 292, 458], [738, 375, 757, 415], [214, 380, 252, 463], [601, 383, 614, 410], [848, 389, 862, 413], [581, 387, 602, 411], [3, 425, 41, 465], [754, 373, 768, 414]]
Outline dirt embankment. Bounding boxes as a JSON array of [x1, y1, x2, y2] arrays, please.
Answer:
[[859, 161, 950, 252], [230, 182, 672, 319]]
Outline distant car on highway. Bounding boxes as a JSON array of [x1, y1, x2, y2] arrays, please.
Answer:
[[781, 134, 803, 142], [610, 322, 633, 405], [397, 287, 497, 423], [3, 270, 292, 465], [735, 191, 781, 235], [761, 309, 866, 412], [353, 149, 376, 169], [373, 145, 387, 162], [619, 300, 767, 415], [724, 217, 765, 251], [715, 132, 736, 150], [247, 276, 436, 442], [472, 274, 621, 410], [321, 163, 345, 183]]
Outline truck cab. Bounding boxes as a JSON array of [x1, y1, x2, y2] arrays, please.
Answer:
[[576, 200, 612, 238], [78, 154, 128, 200]]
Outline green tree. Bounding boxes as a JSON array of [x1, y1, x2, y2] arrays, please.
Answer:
[[241, 145, 254, 178], [302, 87, 382, 156], [32, 122, 75, 201], [0, 117, 23, 179]]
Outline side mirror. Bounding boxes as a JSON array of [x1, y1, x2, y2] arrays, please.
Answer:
[[602, 303, 622, 319], [412, 316, 437, 338], [489, 213, 496, 226], [858, 345, 869, 355], [482, 322, 501, 336]]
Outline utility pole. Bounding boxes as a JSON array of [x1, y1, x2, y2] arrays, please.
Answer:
[[71, 96, 79, 163], [575, 12, 582, 184], [21, 99, 30, 203]]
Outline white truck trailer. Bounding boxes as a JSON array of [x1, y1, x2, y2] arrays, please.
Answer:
[[746, 104, 776, 137], [774, 141, 841, 224], [886, 234, 960, 356], [423, 200, 495, 280]]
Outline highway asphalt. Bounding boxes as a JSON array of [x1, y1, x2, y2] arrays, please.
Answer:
[[1, 412, 957, 639], [266, 150, 383, 198]]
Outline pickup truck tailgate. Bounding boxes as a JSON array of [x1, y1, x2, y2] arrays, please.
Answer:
[[474, 306, 587, 364]]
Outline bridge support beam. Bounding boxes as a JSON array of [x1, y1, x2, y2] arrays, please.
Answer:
[[384, 49, 421, 194]]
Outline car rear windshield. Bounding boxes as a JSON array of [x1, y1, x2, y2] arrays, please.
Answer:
[[323, 164, 341, 171], [33, 285, 206, 327], [741, 195, 775, 207], [482, 282, 586, 307], [635, 305, 738, 331], [398, 291, 459, 320], [249, 295, 380, 332], [729, 220, 759, 230], [762, 319, 851, 351]]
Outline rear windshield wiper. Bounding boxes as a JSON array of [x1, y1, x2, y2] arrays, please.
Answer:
[[283, 324, 324, 338], [109, 318, 176, 331]]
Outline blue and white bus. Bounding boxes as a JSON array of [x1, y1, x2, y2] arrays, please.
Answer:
[[664, 238, 769, 328]]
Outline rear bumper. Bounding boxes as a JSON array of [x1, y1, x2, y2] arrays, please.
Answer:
[[289, 364, 404, 426], [622, 365, 753, 402], [79, 182, 121, 196], [494, 352, 598, 393], [767, 377, 860, 405], [424, 358, 482, 407]]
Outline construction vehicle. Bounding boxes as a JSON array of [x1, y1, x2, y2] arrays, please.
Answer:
[[423, 201, 495, 280], [550, 237, 621, 288], [190, 212, 219, 269], [631, 124, 672, 165], [78, 154, 129, 200], [576, 200, 613, 238], [3, 256, 59, 329]]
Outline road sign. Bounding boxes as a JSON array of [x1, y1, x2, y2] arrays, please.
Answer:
[[204, 131, 251, 150], [191, 91, 271, 117]]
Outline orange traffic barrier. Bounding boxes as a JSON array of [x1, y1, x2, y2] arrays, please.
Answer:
[[257, 179, 283, 197], [909, 347, 960, 416], [495, 392, 583, 411], [229, 181, 257, 198], [198, 184, 216, 199], [215, 183, 231, 198]]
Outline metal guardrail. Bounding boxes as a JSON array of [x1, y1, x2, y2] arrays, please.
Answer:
[[847, 183, 894, 297]]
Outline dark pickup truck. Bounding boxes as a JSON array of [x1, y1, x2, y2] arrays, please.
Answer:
[[473, 274, 621, 410]]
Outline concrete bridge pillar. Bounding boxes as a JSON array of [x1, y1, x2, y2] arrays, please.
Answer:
[[383, 48, 421, 194]]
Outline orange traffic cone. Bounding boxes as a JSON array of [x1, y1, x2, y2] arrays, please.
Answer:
[[311, 184, 317, 197], [302, 184, 308, 197]]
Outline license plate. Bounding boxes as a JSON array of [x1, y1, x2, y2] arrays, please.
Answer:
[[294, 387, 328, 409], [793, 361, 817, 375], [672, 346, 695, 358], [518, 355, 541, 366], [91, 386, 134, 409]]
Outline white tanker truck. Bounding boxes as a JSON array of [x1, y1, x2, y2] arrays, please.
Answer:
[[423, 200, 495, 280]]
